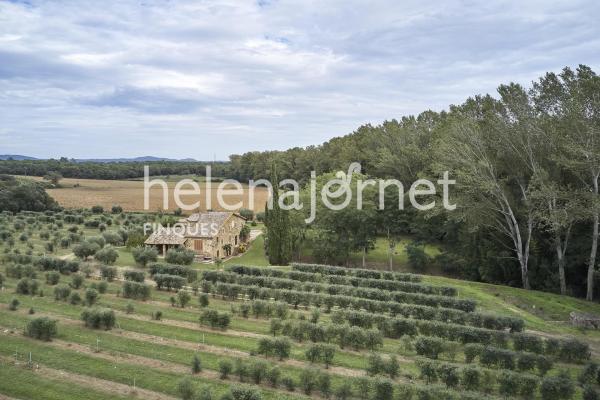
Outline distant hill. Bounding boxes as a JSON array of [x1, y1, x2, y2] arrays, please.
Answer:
[[0, 155, 198, 162], [0, 155, 39, 160]]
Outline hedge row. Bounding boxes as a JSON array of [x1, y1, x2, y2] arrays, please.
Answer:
[[232, 299, 289, 319], [148, 262, 197, 282], [278, 319, 384, 350], [331, 306, 523, 333], [153, 273, 186, 291], [227, 265, 455, 296], [212, 275, 475, 312], [199, 309, 231, 330], [417, 359, 540, 398], [123, 270, 145, 282], [34, 256, 80, 274], [121, 281, 151, 300], [291, 263, 422, 282], [464, 344, 554, 374]]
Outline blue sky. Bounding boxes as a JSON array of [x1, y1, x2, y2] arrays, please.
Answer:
[[1, 0, 599, 160]]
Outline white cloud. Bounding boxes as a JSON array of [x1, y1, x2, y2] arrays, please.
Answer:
[[0, 0, 599, 159]]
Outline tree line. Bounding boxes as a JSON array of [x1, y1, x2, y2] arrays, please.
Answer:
[[260, 65, 599, 301]]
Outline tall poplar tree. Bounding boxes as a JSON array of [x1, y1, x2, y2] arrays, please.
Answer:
[[264, 163, 292, 265]]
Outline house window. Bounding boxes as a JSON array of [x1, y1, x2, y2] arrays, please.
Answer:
[[194, 240, 203, 251]]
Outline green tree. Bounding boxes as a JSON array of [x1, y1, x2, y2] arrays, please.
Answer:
[[264, 163, 293, 265]]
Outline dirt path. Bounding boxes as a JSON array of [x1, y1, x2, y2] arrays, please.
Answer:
[[0, 394, 21, 400], [0, 355, 176, 400]]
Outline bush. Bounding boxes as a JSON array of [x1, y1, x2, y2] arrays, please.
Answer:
[[300, 368, 318, 395], [230, 386, 262, 400], [100, 265, 118, 281], [249, 360, 268, 384], [177, 377, 196, 400], [153, 274, 186, 291], [81, 308, 116, 330], [282, 376, 296, 391], [219, 359, 233, 379], [45, 271, 60, 285], [584, 385, 600, 400], [95, 246, 118, 265], [177, 290, 191, 307], [559, 338, 590, 363], [192, 354, 202, 374], [199, 309, 231, 330], [406, 241, 430, 270], [126, 302, 135, 314], [122, 281, 151, 300], [53, 284, 71, 301], [15, 278, 38, 295], [165, 247, 195, 265], [102, 231, 123, 246], [498, 371, 519, 397], [132, 247, 158, 267], [151, 310, 163, 320], [335, 382, 353, 400], [239, 208, 254, 220], [85, 288, 99, 306], [540, 372, 575, 400], [111, 205, 123, 214], [461, 365, 480, 391], [199, 293, 209, 307], [65, 288, 81, 303], [123, 270, 145, 282], [373, 378, 394, 400], [24, 317, 57, 341], [70, 274, 84, 289], [91, 205, 104, 214], [8, 297, 19, 311], [266, 366, 281, 387], [73, 241, 100, 260], [415, 336, 444, 359]]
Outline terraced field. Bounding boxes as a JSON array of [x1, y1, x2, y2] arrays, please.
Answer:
[[1, 209, 600, 400]]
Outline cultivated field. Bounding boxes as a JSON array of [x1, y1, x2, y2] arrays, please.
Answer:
[[1, 210, 600, 400], [24, 176, 270, 213]]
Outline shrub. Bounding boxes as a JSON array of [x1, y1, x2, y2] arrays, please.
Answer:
[[406, 241, 430, 270], [16, 278, 38, 295], [177, 290, 191, 307], [199, 293, 209, 307], [177, 377, 196, 400], [219, 359, 233, 379], [540, 372, 575, 400], [151, 310, 162, 320], [53, 284, 71, 301], [126, 302, 135, 314], [69, 292, 82, 305], [438, 364, 460, 388], [517, 352, 537, 372], [318, 372, 332, 398], [300, 368, 318, 395], [464, 343, 483, 363], [132, 247, 158, 267], [91, 205, 104, 214], [461, 365, 480, 391], [192, 354, 202, 374], [73, 241, 100, 260], [24, 317, 57, 341], [239, 208, 254, 220], [102, 231, 123, 246], [123, 270, 145, 282], [415, 336, 444, 359], [230, 386, 262, 400], [282, 376, 296, 391], [8, 298, 19, 311], [559, 338, 590, 363], [199, 309, 231, 330], [122, 281, 151, 300], [335, 382, 353, 400], [153, 274, 186, 291], [45, 271, 60, 285], [498, 371, 519, 397], [70, 274, 84, 289], [81, 308, 116, 330], [266, 366, 281, 387], [95, 246, 118, 265], [249, 360, 268, 384], [100, 265, 118, 281], [96, 281, 108, 293], [165, 247, 195, 265], [111, 205, 123, 214], [373, 378, 394, 400], [579, 363, 599, 384], [85, 288, 99, 306], [584, 385, 600, 400]]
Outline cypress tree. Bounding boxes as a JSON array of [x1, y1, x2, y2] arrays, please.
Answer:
[[265, 163, 292, 265]]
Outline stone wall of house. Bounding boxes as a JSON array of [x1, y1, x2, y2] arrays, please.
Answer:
[[185, 215, 245, 259]]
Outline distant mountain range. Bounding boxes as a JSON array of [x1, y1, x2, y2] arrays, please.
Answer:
[[0, 155, 199, 162]]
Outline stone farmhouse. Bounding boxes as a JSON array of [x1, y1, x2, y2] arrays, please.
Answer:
[[144, 211, 246, 260]]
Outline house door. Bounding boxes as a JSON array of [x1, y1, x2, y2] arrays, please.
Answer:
[[194, 240, 203, 252]]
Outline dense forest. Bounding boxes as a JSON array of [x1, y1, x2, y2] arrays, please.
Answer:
[[2, 65, 599, 300]]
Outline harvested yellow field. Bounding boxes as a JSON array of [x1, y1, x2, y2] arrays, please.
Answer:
[[26, 176, 269, 213]]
